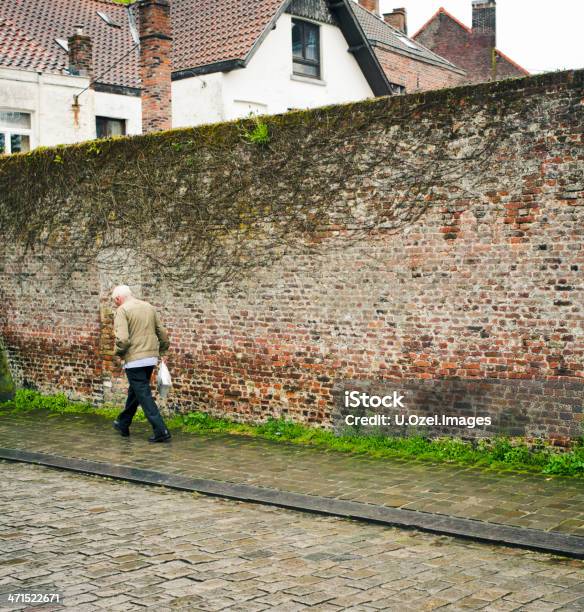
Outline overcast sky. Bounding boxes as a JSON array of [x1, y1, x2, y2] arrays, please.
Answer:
[[375, 0, 584, 74]]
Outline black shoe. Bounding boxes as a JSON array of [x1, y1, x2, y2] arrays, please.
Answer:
[[148, 431, 171, 443], [113, 420, 130, 437]]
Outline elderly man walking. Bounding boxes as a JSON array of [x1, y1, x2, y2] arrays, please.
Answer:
[[111, 285, 172, 443]]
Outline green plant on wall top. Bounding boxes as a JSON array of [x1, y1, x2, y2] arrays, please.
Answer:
[[240, 116, 271, 146]]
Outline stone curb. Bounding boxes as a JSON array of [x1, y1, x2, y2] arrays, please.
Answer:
[[1, 447, 583, 560]]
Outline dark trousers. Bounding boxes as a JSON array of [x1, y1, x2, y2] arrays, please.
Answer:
[[117, 366, 168, 437]]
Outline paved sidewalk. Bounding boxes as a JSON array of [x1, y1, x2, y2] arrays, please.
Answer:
[[2, 461, 584, 611], [0, 409, 583, 543]]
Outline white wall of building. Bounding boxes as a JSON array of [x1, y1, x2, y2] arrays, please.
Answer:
[[0, 67, 95, 149], [223, 13, 374, 120], [95, 91, 142, 136], [172, 12, 374, 127], [172, 72, 225, 128]]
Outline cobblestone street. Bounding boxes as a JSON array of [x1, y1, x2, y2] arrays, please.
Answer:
[[1, 461, 583, 611]]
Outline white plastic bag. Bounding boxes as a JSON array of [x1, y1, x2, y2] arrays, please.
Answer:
[[157, 361, 172, 399]]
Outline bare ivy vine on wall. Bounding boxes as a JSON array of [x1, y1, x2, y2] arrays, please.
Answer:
[[0, 89, 524, 293]]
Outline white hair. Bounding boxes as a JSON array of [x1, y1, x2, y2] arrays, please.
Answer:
[[111, 285, 133, 300]]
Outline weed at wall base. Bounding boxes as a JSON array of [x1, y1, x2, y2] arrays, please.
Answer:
[[1, 390, 583, 477]]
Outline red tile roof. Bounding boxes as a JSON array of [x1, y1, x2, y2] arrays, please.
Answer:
[[173, 0, 285, 72], [1, 0, 140, 87], [0, 0, 288, 89], [0, 17, 57, 73], [3, 0, 456, 92]]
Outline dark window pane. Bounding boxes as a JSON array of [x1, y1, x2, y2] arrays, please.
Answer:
[[292, 22, 303, 58], [96, 116, 126, 138], [291, 19, 320, 79], [305, 27, 319, 61], [10, 134, 30, 153], [96, 117, 106, 138], [0, 133, 5, 154]]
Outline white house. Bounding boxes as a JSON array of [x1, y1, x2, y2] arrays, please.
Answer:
[[172, 9, 375, 128], [0, 0, 463, 150]]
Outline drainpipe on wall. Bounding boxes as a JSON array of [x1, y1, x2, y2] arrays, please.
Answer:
[[36, 71, 42, 149], [68, 25, 93, 129]]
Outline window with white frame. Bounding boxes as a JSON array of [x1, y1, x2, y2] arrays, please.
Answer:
[[0, 111, 32, 154]]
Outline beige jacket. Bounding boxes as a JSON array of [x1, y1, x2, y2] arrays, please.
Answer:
[[113, 297, 170, 363]]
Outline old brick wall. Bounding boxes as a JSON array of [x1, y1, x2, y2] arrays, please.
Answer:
[[1, 70, 582, 441], [0, 256, 104, 402]]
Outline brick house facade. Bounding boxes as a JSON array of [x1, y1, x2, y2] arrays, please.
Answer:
[[373, 41, 464, 92], [355, 1, 465, 92], [413, 1, 529, 85]]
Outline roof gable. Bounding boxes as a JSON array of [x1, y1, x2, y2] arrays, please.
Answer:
[[495, 48, 529, 76], [413, 7, 472, 40], [412, 5, 529, 77], [326, 0, 391, 96], [287, 0, 337, 25]]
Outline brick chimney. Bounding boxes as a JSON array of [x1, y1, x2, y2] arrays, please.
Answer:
[[139, 0, 172, 133], [472, 0, 496, 46], [358, 0, 380, 16], [68, 25, 92, 78], [383, 8, 407, 34]]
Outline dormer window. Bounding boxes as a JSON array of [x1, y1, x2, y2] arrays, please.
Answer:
[[97, 11, 121, 28], [398, 36, 419, 51], [291, 19, 320, 79], [55, 38, 69, 52]]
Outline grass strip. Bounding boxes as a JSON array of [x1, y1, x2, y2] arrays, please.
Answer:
[[1, 389, 584, 477]]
